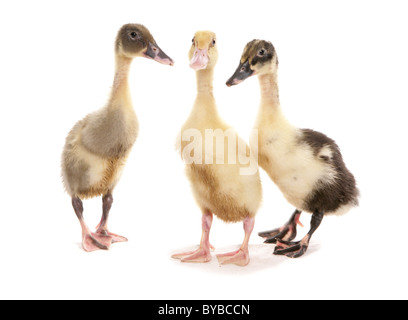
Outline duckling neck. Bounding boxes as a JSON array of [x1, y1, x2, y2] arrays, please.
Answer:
[[258, 73, 280, 106], [109, 55, 133, 109], [256, 72, 292, 131], [192, 67, 219, 120], [196, 68, 214, 96]]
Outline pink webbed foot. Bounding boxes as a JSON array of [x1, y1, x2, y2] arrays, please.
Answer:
[[82, 231, 127, 252], [72, 195, 127, 252], [171, 244, 214, 263], [82, 233, 112, 252], [216, 216, 254, 267], [95, 229, 128, 244], [216, 248, 250, 267], [172, 211, 214, 263]]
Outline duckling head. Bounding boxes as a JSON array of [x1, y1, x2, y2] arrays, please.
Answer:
[[226, 39, 277, 86], [189, 31, 218, 70], [115, 23, 174, 65]]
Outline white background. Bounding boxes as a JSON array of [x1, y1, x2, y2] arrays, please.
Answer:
[[1, 0, 407, 300]]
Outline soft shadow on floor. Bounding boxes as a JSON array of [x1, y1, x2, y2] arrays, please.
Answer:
[[169, 242, 321, 275]]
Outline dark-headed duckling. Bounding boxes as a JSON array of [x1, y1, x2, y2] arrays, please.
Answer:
[[226, 40, 359, 258]]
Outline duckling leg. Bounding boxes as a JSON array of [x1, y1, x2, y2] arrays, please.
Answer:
[[171, 211, 214, 263], [216, 216, 255, 267], [94, 192, 128, 243], [274, 210, 324, 258], [259, 210, 303, 243], [72, 197, 111, 252]]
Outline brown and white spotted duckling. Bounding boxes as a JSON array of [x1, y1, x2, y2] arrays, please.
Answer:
[[61, 24, 173, 252], [226, 40, 359, 258], [172, 31, 262, 266]]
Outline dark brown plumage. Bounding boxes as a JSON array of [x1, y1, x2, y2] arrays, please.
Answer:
[[299, 129, 359, 213]]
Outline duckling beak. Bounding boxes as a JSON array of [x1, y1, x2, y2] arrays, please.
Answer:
[[144, 42, 174, 66], [190, 47, 209, 70], [226, 60, 254, 87]]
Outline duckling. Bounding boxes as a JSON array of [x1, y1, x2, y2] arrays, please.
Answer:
[[226, 40, 359, 258], [172, 31, 262, 266], [61, 24, 173, 252]]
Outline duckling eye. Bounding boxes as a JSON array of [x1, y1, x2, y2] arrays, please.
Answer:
[[129, 32, 139, 40], [258, 49, 265, 56], [212, 39, 216, 46]]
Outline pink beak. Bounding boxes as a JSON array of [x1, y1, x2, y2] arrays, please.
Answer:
[[190, 47, 209, 70]]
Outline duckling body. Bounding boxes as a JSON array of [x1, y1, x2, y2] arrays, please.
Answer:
[[181, 85, 261, 224], [62, 65, 137, 200], [61, 24, 173, 252], [227, 40, 359, 258], [254, 86, 356, 215], [173, 31, 262, 266]]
